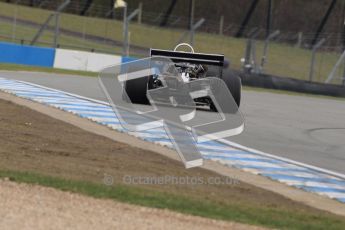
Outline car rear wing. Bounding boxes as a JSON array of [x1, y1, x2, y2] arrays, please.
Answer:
[[150, 48, 225, 67]]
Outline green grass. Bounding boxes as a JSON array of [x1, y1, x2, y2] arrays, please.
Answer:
[[1, 169, 345, 230], [0, 2, 343, 85]]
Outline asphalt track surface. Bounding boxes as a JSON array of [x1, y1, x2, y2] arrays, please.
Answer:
[[1, 71, 345, 175]]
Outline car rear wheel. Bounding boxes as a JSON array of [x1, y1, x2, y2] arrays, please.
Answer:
[[223, 74, 241, 108], [210, 74, 241, 112], [123, 77, 150, 104]]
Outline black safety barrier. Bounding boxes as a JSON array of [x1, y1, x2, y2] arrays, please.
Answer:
[[224, 69, 345, 98]]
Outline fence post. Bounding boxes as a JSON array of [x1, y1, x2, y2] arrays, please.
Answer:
[[309, 38, 326, 82], [122, 5, 128, 55], [243, 39, 252, 73], [190, 18, 205, 46], [251, 39, 258, 72], [54, 13, 60, 47], [82, 16, 86, 42], [219, 15, 224, 35], [259, 30, 280, 73], [54, 0, 71, 47], [137, 2, 143, 24], [325, 49, 345, 83], [296, 32, 303, 48], [342, 59, 345, 86], [123, 8, 140, 56], [242, 29, 260, 74], [12, 0, 21, 42]]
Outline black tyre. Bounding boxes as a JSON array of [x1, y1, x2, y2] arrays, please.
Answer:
[[222, 74, 241, 108], [210, 74, 241, 113], [123, 76, 150, 104]]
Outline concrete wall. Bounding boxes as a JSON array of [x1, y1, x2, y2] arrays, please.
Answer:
[[53, 48, 122, 72]]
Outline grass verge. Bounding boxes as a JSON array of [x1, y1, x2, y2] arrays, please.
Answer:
[[1, 170, 345, 230]]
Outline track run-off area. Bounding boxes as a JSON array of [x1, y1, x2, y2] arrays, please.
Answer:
[[1, 71, 345, 204]]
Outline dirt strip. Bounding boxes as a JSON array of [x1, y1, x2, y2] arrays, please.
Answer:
[[0, 179, 266, 230], [0, 91, 345, 218]]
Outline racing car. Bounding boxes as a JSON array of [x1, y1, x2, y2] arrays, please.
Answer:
[[124, 43, 241, 112]]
